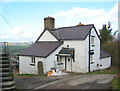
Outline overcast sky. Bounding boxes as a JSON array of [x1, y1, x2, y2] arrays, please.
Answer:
[[0, 0, 118, 43]]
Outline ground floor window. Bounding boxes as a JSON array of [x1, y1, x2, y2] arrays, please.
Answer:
[[30, 57, 35, 66], [57, 56, 62, 62], [90, 55, 94, 62]]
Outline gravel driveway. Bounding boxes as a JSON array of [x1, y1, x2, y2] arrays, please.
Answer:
[[15, 74, 115, 89], [15, 75, 74, 89]]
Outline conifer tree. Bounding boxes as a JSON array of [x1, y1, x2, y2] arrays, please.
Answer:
[[99, 22, 113, 44]]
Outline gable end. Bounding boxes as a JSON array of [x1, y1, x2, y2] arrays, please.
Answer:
[[35, 29, 58, 42]]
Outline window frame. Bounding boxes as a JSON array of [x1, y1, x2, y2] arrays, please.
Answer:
[[72, 50, 75, 62], [90, 36, 95, 46], [90, 55, 94, 64], [30, 57, 35, 66]]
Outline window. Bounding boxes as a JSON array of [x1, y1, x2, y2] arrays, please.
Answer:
[[57, 56, 59, 62], [31, 57, 35, 63], [57, 57, 62, 62], [73, 51, 75, 62], [91, 37, 95, 45], [30, 57, 35, 66], [90, 55, 94, 62], [89, 50, 94, 55]]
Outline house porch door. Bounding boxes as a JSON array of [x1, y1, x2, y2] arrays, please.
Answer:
[[65, 57, 72, 72]]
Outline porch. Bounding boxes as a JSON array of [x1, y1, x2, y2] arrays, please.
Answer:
[[56, 48, 75, 72]]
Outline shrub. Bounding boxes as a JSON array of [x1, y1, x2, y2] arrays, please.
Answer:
[[101, 40, 118, 68]]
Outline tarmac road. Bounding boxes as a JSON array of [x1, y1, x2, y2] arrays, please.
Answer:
[[15, 74, 115, 89]]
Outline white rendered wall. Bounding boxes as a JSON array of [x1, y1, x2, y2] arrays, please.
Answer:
[[98, 57, 111, 69], [90, 28, 100, 72], [57, 57, 65, 71], [44, 45, 62, 73], [19, 45, 62, 74], [62, 40, 86, 73], [19, 56, 45, 74], [38, 30, 58, 41], [84, 35, 89, 73], [35, 57, 46, 73]]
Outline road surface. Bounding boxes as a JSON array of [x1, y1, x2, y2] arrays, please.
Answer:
[[15, 74, 115, 89]]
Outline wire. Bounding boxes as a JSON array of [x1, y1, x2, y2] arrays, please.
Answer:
[[0, 14, 13, 28], [0, 14, 33, 43]]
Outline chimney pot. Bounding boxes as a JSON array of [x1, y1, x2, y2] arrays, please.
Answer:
[[77, 22, 84, 26]]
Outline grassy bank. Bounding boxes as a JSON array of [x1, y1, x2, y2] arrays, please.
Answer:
[[88, 67, 118, 74], [88, 67, 119, 90], [110, 75, 120, 90]]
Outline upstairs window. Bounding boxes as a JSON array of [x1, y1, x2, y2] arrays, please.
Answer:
[[91, 37, 95, 45]]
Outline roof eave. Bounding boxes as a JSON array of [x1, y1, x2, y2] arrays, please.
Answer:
[[59, 38, 85, 40], [18, 54, 46, 58], [100, 56, 111, 59]]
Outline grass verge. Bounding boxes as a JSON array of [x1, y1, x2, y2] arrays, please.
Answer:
[[16, 74, 47, 77], [88, 67, 118, 74], [110, 75, 120, 90]]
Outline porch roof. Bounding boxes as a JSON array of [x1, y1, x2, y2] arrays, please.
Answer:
[[56, 48, 74, 56]]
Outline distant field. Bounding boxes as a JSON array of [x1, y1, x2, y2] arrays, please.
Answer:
[[8, 46, 29, 55], [1, 43, 32, 56]]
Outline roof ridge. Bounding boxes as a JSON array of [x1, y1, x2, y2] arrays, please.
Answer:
[[54, 24, 94, 30]]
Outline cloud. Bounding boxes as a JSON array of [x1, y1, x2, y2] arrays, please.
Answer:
[[0, 35, 10, 40], [0, 27, 34, 42], [54, 7, 105, 19], [92, 3, 118, 22], [54, 2, 118, 32], [91, 3, 118, 33], [10, 27, 23, 35]]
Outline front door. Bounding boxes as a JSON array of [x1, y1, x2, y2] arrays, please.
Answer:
[[66, 57, 72, 72], [38, 61, 43, 75]]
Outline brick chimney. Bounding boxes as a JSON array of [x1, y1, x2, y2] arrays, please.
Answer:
[[44, 16, 55, 29]]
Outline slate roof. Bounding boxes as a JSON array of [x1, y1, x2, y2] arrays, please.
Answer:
[[59, 48, 74, 55], [49, 25, 94, 40], [21, 24, 98, 57], [19, 41, 63, 57], [100, 50, 111, 59]]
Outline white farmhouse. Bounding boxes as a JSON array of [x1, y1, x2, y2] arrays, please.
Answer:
[[19, 17, 111, 74]]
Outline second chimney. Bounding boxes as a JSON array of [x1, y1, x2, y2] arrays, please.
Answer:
[[44, 16, 55, 29]]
